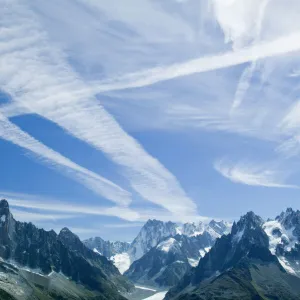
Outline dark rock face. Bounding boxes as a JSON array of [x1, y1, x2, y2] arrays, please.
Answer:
[[272, 227, 282, 237], [191, 211, 269, 284], [84, 236, 130, 258], [125, 237, 189, 287], [165, 211, 283, 300], [0, 199, 133, 298], [0, 199, 16, 259], [174, 260, 300, 300], [276, 208, 300, 239]]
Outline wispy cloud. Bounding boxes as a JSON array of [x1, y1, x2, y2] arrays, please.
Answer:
[[0, 114, 131, 206], [10, 209, 78, 222], [276, 101, 300, 157], [0, 191, 140, 221], [214, 159, 298, 188], [0, 191, 213, 225], [103, 223, 144, 229], [0, 1, 197, 217]]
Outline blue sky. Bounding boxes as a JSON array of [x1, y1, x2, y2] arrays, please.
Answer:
[[1, 0, 300, 241]]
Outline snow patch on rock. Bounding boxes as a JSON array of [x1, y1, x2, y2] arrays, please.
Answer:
[[93, 248, 102, 256], [157, 238, 176, 253], [263, 220, 297, 255]]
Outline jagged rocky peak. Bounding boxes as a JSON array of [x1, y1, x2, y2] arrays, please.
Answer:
[[59, 227, 80, 244], [209, 220, 229, 235], [58, 227, 92, 255], [84, 236, 130, 259], [232, 211, 264, 234], [0, 199, 15, 249], [276, 207, 300, 230], [229, 212, 269, 255], [0, 199, 10, 219], [145, 219, 177, 231]]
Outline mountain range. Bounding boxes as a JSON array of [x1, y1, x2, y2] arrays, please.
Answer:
[[1, 198, 300, 300]]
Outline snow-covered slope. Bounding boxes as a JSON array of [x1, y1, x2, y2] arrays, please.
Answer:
[[111, 253, 131, 275], [263, 208, 300, 276]]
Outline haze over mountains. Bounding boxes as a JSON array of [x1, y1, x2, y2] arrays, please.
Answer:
[[1, 198, 300, 299]]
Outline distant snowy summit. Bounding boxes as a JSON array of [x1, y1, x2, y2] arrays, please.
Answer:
[[127, 218, 231, 263]]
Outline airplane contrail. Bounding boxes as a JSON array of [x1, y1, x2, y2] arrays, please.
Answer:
[[94, 32, 300, 92]]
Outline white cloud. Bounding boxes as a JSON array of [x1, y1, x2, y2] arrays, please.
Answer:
[[0, 1, 197, 217], [0, 191, 214, 225], [212, 0, 267, 49], [214, 159, 297, 188], [77, 0, 194, 43]]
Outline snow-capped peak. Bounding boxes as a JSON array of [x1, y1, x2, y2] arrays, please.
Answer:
[[181, 222, 205, 237], [128, 219, 178, 261]]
